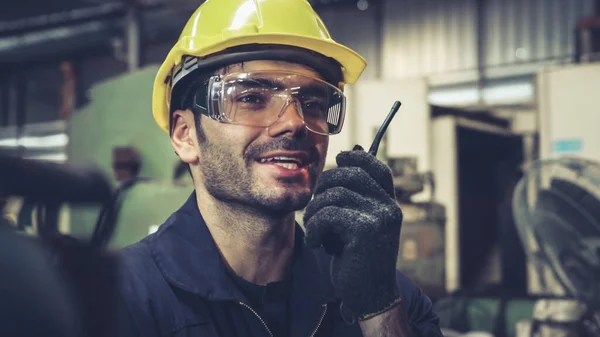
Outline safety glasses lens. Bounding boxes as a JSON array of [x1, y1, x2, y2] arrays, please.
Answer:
[[217, 72, 345, 135]]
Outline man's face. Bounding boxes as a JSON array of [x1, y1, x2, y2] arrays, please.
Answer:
[[183, 61, 330, 215]]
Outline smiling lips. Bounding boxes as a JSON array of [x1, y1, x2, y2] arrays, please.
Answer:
[[257, 152, 312, 170]]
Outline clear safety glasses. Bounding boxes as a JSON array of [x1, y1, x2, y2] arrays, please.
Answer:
[[186, 71, 346, 135]]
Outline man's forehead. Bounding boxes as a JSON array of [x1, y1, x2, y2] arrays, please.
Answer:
[[224, 60, 325, 81]]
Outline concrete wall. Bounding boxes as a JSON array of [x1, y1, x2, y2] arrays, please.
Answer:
[[431, 116, 460, 292], [346, 79, 432, 171], [327, 80, 431, 160]]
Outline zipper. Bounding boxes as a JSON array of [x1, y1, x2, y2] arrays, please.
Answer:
[[239, 302, 274, 337], [309, 304, 328, 337], [239, 301, 328, 337]]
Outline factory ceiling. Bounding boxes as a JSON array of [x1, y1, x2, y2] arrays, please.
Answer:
[[0, 0, 378, 66], [0, 0, 124, 35], [0, 0, 375, 35], [0, 0, 114, 21]]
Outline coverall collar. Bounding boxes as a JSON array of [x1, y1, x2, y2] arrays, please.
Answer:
[[149, 192, 336, 336]]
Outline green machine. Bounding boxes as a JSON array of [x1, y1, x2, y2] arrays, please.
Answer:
[[109, 180, 192, 248], [67, 66, 193, 248]]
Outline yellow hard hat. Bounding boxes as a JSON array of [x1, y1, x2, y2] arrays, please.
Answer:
[[152, 0, 367, 134]]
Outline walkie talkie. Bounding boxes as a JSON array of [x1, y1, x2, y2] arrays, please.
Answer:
[[367, 101, 401, 156], [321, 101, 402, 257]]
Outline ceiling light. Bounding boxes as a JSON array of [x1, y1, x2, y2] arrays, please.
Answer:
[[357, 0, 369, 11]]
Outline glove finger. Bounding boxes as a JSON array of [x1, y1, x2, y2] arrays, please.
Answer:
[[303, 187, 370, 224], [304, 206, 376, 250], [335, 150, 395, 198], [314, 167, 390, 200]]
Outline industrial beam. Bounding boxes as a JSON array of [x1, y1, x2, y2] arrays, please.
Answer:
[[475, 0, 486, 106], [374, 0, 384, 79], [126, 1, 143, 72], [15, 74, 27, 141], [0, 74, 8, 127], [0, 3, 126, 37], [0, 21, 116, 65]]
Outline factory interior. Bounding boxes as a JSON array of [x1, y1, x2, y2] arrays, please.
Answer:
[[1, 0, 600, 336]]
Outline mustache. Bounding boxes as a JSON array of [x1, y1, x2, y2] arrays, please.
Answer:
[[244, 137, 319, 163]]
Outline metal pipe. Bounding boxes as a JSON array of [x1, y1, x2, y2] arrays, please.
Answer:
[[7, 76, 18, 130], [126, 2, 142, 72], [15, 74, 27, 142], [0, 8, 183, 67], [0, 21, 115, 65], [0, 151, 113, 204], [0, 3, 126, 36], [374, 0, 384, 79], [475, 0, 486, 106], [0, 74, 8, 127]]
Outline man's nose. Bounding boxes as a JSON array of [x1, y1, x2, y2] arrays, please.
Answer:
[[267, 101, 307, 138]]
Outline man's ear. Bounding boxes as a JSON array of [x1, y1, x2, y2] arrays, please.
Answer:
[[171, 109, 199, 164]]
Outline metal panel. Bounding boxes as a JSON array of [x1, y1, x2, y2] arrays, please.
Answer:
[[374, 0, 596, 80], [0, 121, 68, 162], [538, 63, 600, 161], [318, 5, 380, 79], [382, 0, 478, 79], [483, 0, 595, 68]]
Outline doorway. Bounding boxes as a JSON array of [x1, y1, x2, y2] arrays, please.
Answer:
[[457, 125, 527, 295]]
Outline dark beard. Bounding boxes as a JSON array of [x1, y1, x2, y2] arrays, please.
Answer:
[[199, 136, 320, 216]]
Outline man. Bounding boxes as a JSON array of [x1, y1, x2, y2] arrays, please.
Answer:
[[112, 146, 142, 183], [118, 0, 443, 336]]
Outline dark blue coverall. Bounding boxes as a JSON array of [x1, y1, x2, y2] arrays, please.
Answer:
[[118, 193, 443, 337]]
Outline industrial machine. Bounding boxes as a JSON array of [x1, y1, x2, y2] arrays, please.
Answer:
[[511, 157, 600, 336], [432, 156, 600, 337], [537, 63, 600, 163], [0, 152, 120, 337], [66, 66, 191, 245], [390, 157, 447, 299], [109, 178, 192, 248]]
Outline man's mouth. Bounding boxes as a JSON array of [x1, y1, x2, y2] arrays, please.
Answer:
[[256, 152, 312, 171]]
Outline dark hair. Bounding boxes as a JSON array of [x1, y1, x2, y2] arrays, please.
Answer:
[[169, 70, 210, 141]]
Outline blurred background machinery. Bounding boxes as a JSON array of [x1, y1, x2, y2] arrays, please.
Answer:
[[2, 0, 600, 336], [64, 65, 193, 245], [0, 152, 121, 337], [435, 157, 600, 337], [511, 157, 600, 336], [390, 157, 447, 299], [513, 158, 600, 303]]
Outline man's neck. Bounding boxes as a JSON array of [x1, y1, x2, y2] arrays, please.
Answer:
[[196, 189, 297, 286]]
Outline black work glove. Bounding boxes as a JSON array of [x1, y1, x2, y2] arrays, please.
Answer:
[[303, 146, 403, 322]]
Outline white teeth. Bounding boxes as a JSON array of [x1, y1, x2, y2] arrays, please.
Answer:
[[258, 156, 302, 165], [273, 156, 300, 164], [275, 162, 299, 170], [274, 156, 295, 162]]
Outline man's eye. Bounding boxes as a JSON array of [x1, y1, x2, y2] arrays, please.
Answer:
[[304, 102, 323, 110], [303, 101, 327, 112], [238, 95, 265, 104]]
